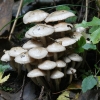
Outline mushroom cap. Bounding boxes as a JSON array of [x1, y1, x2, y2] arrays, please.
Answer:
[[54, 22, 73, 32], [1, 51, 12, 62], [14, 52, 33, 64], [68, 53, 83, 62], [28, 47, 48, 59], [25, 32, 33, 38], [47, 42, 66, 52], [56, 37, 76, 46], [63, 56, 71, 63], [25, 24, 54, 37], [27, 68, 46, 78], [45, 10, 75, 23], [9, 47, 27, 57], [72, 32, 83, 41], [22, 39, 43, 50], [67, 68, 76, 74], [38, 60, 56, 70], [50, 69, 64, 79], [56, 60, 66, 68], [23, 9, 49, 24]]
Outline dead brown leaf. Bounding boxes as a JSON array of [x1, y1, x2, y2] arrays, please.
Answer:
[[0, 0, 14, 35]]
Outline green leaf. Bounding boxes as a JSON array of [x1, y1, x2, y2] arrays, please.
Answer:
[[82, 75, 97, 93], [82, 43, 96, 50], [23, 0, 34, 6], [76, 17, 100, 28], [89, 26, 100, 33], [0, 64, 10, 72], [75, 36, 86, 53], [65, 16, 77, 23], [56, 5, 70, 11], [90, 27, 100, 44]]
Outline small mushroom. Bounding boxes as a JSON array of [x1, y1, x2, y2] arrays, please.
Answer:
[[68, 53, 83, 68], [47, 42, 66, 61], [50, 69, 64, 91], [66, 67, 76, 84], [22, 39, 43, 50], [27, 68, 48, 89]]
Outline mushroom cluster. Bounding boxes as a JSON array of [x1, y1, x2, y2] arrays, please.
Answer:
[[1, 9, 83, 91]]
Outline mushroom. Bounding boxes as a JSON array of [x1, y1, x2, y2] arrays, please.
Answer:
[[9, 47, 27, 75], [56, 60, 66, 71], [38, 60, 56, 82], [68, 53, 83, 68], [28, 47, 48, 63], [67, 67, 76, 84], [50, 69, 64, 91], [54, 22, 73, 37], [63, 56, 71, 76], [22, 39, 43, 50], [25, 24, 54, 46], [45, 10, 75, 23], [23, 9, 49, 24], [14, 52, 34, 72], [47, 42, 66, 61], [27, 68, 48, 89], [1, 50, 16, 70]]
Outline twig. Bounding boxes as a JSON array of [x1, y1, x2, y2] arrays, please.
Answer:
[[38, 86, 44, 100], [9, 0, 23, 41], [20, 74, 26, 100], [85, 0, 89, 21]]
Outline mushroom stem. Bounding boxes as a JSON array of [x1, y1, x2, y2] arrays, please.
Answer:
[[31, 78, 39, 86], [25, 64, 32, 72], [55, 79, 60, 91], [69, 74, 73, 84], [40, 37, 46, 47], [17, 63, 21, 76], [9, 61, 17, 71], [71, 61, 75, 68], [36, 77, 49, 90], [54, 53, 58, 61], [76, 62, 82, 69], [64, 64, 68, 77]]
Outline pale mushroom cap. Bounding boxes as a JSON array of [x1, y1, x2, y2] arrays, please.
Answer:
[[25, 32, 33, 38], [1, 52, 12, 62], [38, 60, 56, 70], [47, 42, 66, 52], [54, 22, 73, 32], [28, 47, 48, 59], [56, 37, 76, 46], [23, 9, 49, 24], [26, 24, 54, 37], [67, 68, 76, 74], [9, 47, 27, 57], [27, 69, 46, 78], [63, 57, 71, 63], [68, 53, 83, 62], [22, 39, 43, 50], [72, 32, 83, 41], [14, 52, 33, 64], [56, 60, 66, 68], [50, 70, 64, 79], [45, 10, 75, 23]]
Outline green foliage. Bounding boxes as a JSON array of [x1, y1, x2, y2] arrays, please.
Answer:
[[56, 5, 70, 11], [23, 0, 34, 6], [76, 17, 100, 44], [82, 75, 97, 93], [82, 43, 96, 50], [0, 64, 10, 73], [65, 16, 77, 23], [0, 86, 12, 92], [75, 36, 86, 53]]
